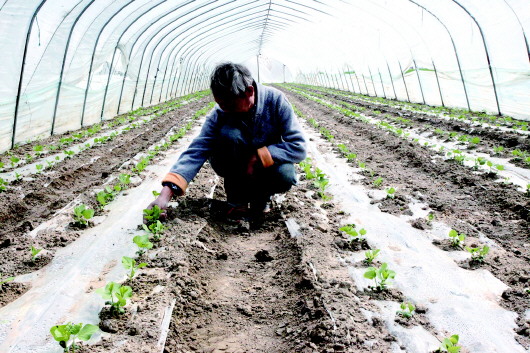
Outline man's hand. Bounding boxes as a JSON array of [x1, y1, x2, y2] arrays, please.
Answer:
[[246, 153, 262, 176], [144, 186, 173, 223]]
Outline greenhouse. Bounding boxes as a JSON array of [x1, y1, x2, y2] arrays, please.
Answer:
[[0, 0, 528, 352]]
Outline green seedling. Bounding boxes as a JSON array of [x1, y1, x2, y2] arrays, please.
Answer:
[[469, 137, 480, 145], [0, 161, 4, 170], [511, 149, 524, 159], [492, 145, 504, 155], [14, 172, 22, 182], [396, 302, 415, 319], [118, 173, 131, 187], [439, 334, 461, 353], [133, 234, 153, 255], [448, 229, 466, 247], [30, 245, 42, 262], [473, 157, 486, 170], [465, 245, 489, 263], [143, 205, 163, 225], [346, 153, 357, 162], [96, 187, 115, 207], [121, 256, 147, 280], [142, 220, 166, 240], [73, 204, 95, 226], [339, 224, 367, 241], [35, 164, 43, 173], [33, 145, 44, 153], [46, 160, 54, 168], [526, 183, 530, 196], [364, 262, 395, 291], [358, 161, 366, 169], [10, 156, 20, 168], [0, 273, 15, 286], [0, 177, 7, 192], [373, 177, 383, 188], [64, 150, 75, 158], [364, 249, 380, 264], [426, 212, 435, 224], [50, 322, 99, 353], [96, 281, 133, 315], [386, 187, 396, 199], [152, 190, 160, 197]]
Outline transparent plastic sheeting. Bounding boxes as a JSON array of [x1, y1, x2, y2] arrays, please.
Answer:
[[0, 0, 529, 153]]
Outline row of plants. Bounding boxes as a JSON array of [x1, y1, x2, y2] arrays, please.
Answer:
[[286, 85, 530, 194], [295, 105, 467, 353], [294, 83, 529, 133], [0, 90, 210, 173], [312, 87, 530, 168], [45, 102, 213, 352], [0, 93, 211, 193]]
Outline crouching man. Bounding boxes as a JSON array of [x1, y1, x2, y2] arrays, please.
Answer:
[[146, 62, 306, 221]]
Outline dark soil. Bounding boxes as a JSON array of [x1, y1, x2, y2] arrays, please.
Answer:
[[0, 97, 210, 308], [278, 84, 530, 348]]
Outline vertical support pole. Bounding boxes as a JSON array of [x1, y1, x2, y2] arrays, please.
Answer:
[[378, 69, 386, 99], [386, 61, 397, 100], [368, 67, 377, 97], [362, 74, 370, 96], [432, 60, 444, 107], [398, 61, 411, 102], [256, 55, 260, 83], [413, 59, 426, 104]]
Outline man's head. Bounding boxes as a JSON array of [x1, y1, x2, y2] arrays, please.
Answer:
[[210, 62, 255, 113]]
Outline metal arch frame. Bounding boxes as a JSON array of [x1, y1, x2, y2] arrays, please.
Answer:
[[127, 0, 220, 110], [412, 59, 426, 104], [133, 0, 236, 109], [154, 3, 265, 103], [386, 61, 398, 99], [161, 9, 268, 102], [172, 5, 315, 99], [103, 0, 196, 117], [80, 0, 160, 126], [51, 0, 98, 135], [161, 13, 272, 101], [11, 0, 48, 149], [149, 1, 264, 104], [176, 25, 265, 96], [404, 0, 470, 110], [450, 0, 501, 115], [501, 0, 530, 62], [146, 0, 261, 104]]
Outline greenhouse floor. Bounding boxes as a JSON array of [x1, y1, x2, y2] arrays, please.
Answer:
[[0, 86, 528, 353]]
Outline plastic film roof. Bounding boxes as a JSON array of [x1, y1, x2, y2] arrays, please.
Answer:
[[0, 0, 529, 152]]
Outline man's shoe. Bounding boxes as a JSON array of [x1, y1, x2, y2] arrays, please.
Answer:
[[250, 196, 272, 216], [225, 204, 249, 221]]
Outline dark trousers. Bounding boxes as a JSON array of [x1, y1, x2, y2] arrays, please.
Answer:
[[209, 125, 297, 206]]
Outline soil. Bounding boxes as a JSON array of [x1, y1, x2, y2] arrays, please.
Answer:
[[78, 163, 407, 353], [277, 85, 529, 348], [0, 97, 210, 308]]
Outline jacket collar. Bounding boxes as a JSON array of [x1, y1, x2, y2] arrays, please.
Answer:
[[254, 81, 266, 117]]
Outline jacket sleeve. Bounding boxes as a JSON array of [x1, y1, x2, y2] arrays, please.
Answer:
[[258, 94, 307, 167], [162, 110, 219, 194]]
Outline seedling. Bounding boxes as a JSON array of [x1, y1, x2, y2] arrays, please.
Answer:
[[364, 262, 395, 291], [526, 183, 530, 196], [133, 234, 153, 255], [386, 187, 396, 199], [0, 273, 15, 286], [152, 190, 160, 197], [439, 334, 461, 353], [339, 224, 367, 241], [10, 156, 20, 168], [35, 164, 44, 173], [73, 204, 95, 226], [50, 322, 99, 353], [30, 246, 42, 262], [492, 146, 504, 155], [96, 281, 132, 314], [118, 173, 131, 187], [426, 212, 435, 224], [448, 229, 466, 247], [0, 162, 4, 170], [33, 145, 44, 154], [465, 245, 489, 263], [64, 150, 75, 158], [469, 137, 480, 145], [121, 256, 147, 280], [364, 249, 380, 264], [14, 172, 22, 182], [373, 177, 383, 188], [0, 177, 7, 192], [473, 157, 486, 170], [143, 205, 163, 225], [142, 220, 166, 240], [396, 302, 415, 319]]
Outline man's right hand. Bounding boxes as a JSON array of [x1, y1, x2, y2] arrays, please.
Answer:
[[144, 186, 173, 223]]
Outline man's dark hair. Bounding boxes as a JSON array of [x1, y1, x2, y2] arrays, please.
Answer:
[[210, 62, 254, 101]]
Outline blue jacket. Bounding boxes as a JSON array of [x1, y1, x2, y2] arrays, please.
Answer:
[[162, 83, 306, 194]]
